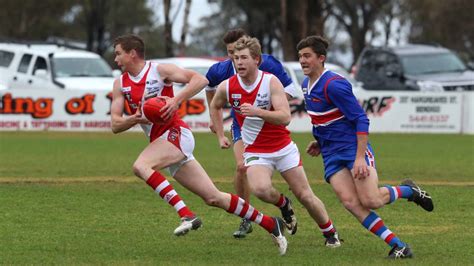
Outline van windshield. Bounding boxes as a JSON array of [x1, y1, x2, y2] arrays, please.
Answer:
[[400, 52, 467, 75], [52, 57, 113, 78]]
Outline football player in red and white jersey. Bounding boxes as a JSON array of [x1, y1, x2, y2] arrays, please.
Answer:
[[110, 34, 288, 255], [205, 29, 299, 238], [210, 36, 342, 247]]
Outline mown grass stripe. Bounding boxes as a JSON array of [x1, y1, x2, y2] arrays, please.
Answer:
[[1, 176, 473, 186]]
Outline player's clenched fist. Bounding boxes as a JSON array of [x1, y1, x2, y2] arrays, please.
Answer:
[[218, 136, 231, 149], [306, 141, 321, 157], [240, 103, 261, 117]]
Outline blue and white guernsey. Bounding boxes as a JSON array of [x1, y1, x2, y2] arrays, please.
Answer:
[[302, 69, 369, 157]]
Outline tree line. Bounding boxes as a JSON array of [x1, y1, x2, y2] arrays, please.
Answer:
[[0, 0, 472, 67]]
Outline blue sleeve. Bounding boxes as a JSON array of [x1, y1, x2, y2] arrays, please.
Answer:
[[327, 79, 369, 133], [205, 64, 220, 88], [261, 55, 293, 87]]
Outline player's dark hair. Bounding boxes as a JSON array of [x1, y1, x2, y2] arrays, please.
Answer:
[[113, 34, 145, 59], [223, 28, 248, 44], [296, 35, 329, 56]]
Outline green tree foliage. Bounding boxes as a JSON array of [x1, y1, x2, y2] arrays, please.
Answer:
[[191, 0, 328, 60], [280, 0, 327, 60], [2, 0, 472, 66], [0, 0, 75, 40], [190, 1, 248, 57], [326, 0, 388, 63], [72, 0, 153, 55], [0, 0, 155, 56], [406, 0, 474, 62]]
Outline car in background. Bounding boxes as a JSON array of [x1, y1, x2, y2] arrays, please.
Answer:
[[150, 57, 218, 93], [352, 44, 474, 91], [0, 42, 119, 91], [151, 57, 218, 75], [283, 61, 365, 98]]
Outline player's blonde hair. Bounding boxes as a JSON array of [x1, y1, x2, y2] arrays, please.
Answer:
[[234, 36, 262, 65]]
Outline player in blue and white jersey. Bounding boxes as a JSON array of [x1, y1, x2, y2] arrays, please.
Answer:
[[205, 29, 300, 240], [297, 35, 435, 259]]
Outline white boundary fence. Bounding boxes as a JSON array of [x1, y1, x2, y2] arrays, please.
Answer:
[[1, 89, 473, 134]]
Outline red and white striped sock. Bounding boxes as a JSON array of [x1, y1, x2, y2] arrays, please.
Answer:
[[146, 171, 194, 218], [227, 194, 275, 233], [318, 219, 337, 238], [275, 194, 287, 208]]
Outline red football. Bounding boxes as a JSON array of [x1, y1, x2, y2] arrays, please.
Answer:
[[143, 97, 168, 124]]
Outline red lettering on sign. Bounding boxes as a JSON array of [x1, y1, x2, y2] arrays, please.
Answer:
[[0, 93, 53, 118], [177, 99, 206, 117], [65, 94, 96, 115]]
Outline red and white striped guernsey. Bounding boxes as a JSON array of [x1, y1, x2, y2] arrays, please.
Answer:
[[226, 70, 291, 153], [120, 61, 188, 141]]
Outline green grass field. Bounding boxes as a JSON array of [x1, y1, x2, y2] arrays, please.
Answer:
[[0, 132, 473, 264]]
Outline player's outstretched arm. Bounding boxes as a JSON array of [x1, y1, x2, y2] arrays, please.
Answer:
[[205, 89, 220, 133], [110, 79, 148, 134], [210, 82, 231, 149], [157, 63, 209, 120], [205, 89, 217, 109]]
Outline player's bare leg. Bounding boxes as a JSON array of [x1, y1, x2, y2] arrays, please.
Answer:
[[233, 140, 250, 201], [246, 165, 281, 204], [281, 166, 329, 224], [232, 140, 253, 238], [173, 160, 288, 255], [329, 169, 371, 221], [281, 166, 340, 245], [132, 138, 198, 235], [246, 165, 298, 235], [173, 160, 227, 206], [330, 169, 412, 258], [354, 167, 434, 212], [133, 139, 185, 180], [353, 167, 387, 209]]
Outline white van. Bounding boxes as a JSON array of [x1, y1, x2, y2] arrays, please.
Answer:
[[0, 43, 120, 91]]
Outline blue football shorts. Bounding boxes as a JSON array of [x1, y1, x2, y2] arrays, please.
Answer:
[[230, 109, 242, 143], [322, 143, 376, 183]]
